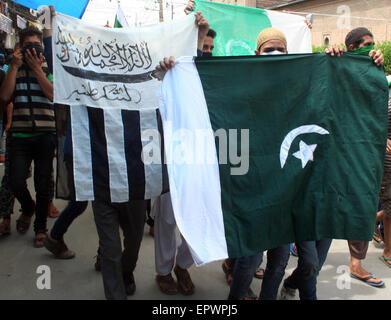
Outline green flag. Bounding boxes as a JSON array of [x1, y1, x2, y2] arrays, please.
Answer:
[[159, 54, 389, 265], [114, 3, 129, 28], [194, 0, 312, 56]]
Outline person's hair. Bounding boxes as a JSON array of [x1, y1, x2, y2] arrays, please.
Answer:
[[345, 27, 373, 51], [207, 29, 216, 39], [19, 26, 43, 46]]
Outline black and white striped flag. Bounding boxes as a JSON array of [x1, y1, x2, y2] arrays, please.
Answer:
[[69, 106, 168, 202], [53, 12, 197, 202]]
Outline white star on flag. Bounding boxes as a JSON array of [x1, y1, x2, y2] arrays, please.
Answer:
[[293, 140, 317, 168]]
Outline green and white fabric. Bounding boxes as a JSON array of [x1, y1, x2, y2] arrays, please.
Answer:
[[114, 3, 129, 28], [159, 54, 389, 266], [194, 0, 312, 55]]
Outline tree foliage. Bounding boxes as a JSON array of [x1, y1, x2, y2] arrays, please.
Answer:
[[312, 41, 391, 75]]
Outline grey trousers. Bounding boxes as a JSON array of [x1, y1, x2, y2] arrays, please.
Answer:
[[152, 193, 194, 275], [92, 199, 147, 300]]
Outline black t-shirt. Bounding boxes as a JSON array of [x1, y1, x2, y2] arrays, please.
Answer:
[[0, 68, 5, 85]]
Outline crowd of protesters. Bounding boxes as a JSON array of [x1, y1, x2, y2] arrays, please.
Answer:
[[0, 0, 389, 300]]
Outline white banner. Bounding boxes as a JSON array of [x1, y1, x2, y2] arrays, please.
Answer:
[[17, 15, 27, 30], [16, 15, 27, 29], [52, 13, 198, 109]]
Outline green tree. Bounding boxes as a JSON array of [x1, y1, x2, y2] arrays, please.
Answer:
[[375, 42, 391, 75], [313, 42, 391, 75]]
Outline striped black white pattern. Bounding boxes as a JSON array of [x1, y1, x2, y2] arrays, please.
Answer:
[[69, 105, 169, 202]]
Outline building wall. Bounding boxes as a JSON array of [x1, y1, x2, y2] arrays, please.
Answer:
[[209, 0, 390, 46], [209, 0, 257, 8], [275, 0, 391, 46]]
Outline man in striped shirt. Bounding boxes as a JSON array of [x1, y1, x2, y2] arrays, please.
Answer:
[[0, 26, 55, 248]]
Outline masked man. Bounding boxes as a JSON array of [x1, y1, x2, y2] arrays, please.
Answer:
[[0, 27, 55, 247]]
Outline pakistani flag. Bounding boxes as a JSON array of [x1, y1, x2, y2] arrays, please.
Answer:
[[114, 3, 129, 28], [194, 0, 312, 55], [159, 54, 389, 266]]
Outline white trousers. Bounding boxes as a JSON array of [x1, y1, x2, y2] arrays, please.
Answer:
[[153, 192, 194, 275]]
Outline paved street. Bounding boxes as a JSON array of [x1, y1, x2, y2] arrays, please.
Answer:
[[0, 171, 390, 300]]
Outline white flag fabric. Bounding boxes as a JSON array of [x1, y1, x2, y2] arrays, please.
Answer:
[[265, 10, 312, 54], [194, 1, 312, 56], [158, 57, 228, 266], [115, 4, 129, 28], [53, 12, 198, 109], [52, 13, 198, 203]]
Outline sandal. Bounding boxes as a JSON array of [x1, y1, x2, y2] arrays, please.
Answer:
[[48, 202, 60, 218], [373, 228, 383, 244], [174, 265, 195, 295], [0, 218, 11, 236], [222, 258, 235, 285], [379, 255, 391, 268], [290, 243, 298, 257], [16, 214, 32, 234], [34, 232, 47, 248], [350, 273, 385, 287], [373, 233, 382, 244], [156, 273, 178, 295], [149, 226, 154, 237], [254, 268, 265, 279]]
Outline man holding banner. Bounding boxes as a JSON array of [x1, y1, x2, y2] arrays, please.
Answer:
[[46, 0, 387, 301], [307, 28, 385, 292], [153, 11, 210, 297], [158, 21, 387, 304], [51, 7, 203, 299]]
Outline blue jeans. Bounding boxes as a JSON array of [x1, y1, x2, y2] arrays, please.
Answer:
[[283, 238, 332, 300], [228, 244, 290, 300], [259, 244, 290, 300], [9, 134, 56, 232], [229, 253, 263, 299], [50, 201, 88, 240]]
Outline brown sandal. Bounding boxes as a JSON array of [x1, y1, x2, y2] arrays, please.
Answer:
[[156, 273, 178, 295], [174, 265, 195, 295], [222, 258, 235, 285], [34, 232, 47, 248], [16, 214, 32, 234], [0, 218, 11, 236], [254, 268, 265, 279]]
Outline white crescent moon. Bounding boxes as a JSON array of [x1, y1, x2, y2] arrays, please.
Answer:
[[280, 125, 329, 168]]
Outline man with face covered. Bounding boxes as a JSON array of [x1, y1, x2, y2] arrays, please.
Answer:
[[314, 27, 385, 289], [201, 29, 216, 57], [158, 25, 385, 299], [0, 27, 55, 248], [157, 27, 291, 300], [280, 27, 386, 299], [227, 28, 291, 301]]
